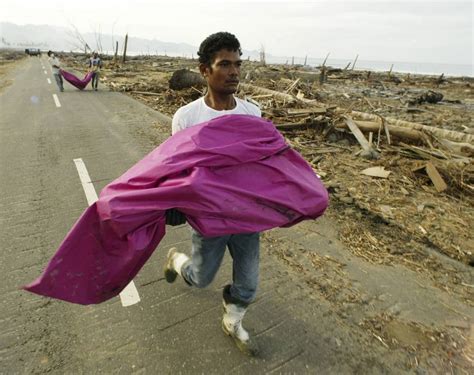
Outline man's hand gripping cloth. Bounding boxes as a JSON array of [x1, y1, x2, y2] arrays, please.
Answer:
[[60, 69, 94, 90], [24, 115, 329, 304]]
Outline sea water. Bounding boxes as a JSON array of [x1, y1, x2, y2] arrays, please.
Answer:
[[265, 55, 473, 78]]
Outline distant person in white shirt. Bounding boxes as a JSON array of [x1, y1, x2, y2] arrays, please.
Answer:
[[165, 32, 261, 356], [88, 52, 103, 91], [47, 50, 64, 92]]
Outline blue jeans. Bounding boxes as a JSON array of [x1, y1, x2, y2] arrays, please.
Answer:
[[92, 72, 100, 89], [53, 73, 63, 91], [181, 229, 260, 305]]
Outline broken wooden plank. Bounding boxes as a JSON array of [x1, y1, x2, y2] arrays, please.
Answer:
[[412, 162, 448, 192], [287, 108, 327, 116], [344, 117, 372, 152], [361, 166, 391, 178], [425, 162, 448, 192], [344, 117, 379, 159], [285, 78, 300, 93]]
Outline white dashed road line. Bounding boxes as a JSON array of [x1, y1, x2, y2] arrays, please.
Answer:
[[43, 70, 47, 74], [47, 78, 51, 84], [52, 94, 61, 107], [73, 158, 98, 205], [73, 158, 141, 307]]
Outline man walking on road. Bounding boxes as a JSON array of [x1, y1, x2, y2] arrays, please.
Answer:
[[47, 51, 64, 92], [89, 51, 102, 91], [164, 32, 261, 356]]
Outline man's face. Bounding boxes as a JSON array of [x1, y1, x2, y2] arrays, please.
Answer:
[[201, 49, 241, 95]]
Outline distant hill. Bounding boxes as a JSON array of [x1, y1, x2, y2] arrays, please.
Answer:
[[0, 22, 260, 59]]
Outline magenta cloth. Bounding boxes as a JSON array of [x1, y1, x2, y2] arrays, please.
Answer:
[[60, 69, 93, 90], [24, 115, 329, 304]]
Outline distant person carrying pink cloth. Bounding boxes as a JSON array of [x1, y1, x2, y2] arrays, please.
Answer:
[[47, 50, 93, 90], [89, 51, 103, 91], [47, 51, 64, 92]]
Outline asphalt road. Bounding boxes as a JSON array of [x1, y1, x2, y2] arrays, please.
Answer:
[[1, 57, 471, 374]]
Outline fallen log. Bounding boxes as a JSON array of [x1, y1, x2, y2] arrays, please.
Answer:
[[169, 69, 205, 90], [335, 120, 425, 142], [438, 139, 474, 157], [351, 111, 473, 144], [239, 83, 322, 106], [275, 122, 321, 131]]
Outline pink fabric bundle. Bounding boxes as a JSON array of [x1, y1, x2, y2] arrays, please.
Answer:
[[60, 69, 94, 90], [24, 115, 329, 305]]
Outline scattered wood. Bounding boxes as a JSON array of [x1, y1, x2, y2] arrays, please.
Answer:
[[83, 54, 473, 268], [285, 78, 300, 93], [239, 83, 321, 106], [242, 82, 473, 145], [335, 120, 426, 143]]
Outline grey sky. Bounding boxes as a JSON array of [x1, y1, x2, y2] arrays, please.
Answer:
[[1, 0, 472, 64]]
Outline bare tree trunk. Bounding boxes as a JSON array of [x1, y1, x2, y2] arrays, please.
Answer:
[[114, 41, 118, 61], [122, 34, 128, 63], [322, 52, 330, 67], [351, 54, 359, 70], [388, 64, 394, 77], [259, 44, 266, 66]]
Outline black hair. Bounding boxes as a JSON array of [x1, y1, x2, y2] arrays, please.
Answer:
[[197, 32, 242, 66], [47, 50, 53, 56]]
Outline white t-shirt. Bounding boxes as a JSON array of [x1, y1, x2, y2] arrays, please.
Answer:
[[48, 56, 61, 75], [172, 96, 261, 135]]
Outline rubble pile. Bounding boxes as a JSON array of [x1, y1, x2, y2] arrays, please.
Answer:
[[64, 54, 474, 271]]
